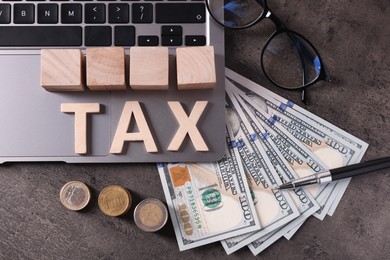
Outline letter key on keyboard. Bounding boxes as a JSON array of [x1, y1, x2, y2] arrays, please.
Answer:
[[0, 4, 11, 24]]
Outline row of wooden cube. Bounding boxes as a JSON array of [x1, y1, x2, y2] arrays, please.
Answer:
[[41, 46, 216, 92]]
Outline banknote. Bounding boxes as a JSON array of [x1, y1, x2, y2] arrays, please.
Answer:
[[246, 97, 361, 219], [225, 67, 368, 166], [264, 99, 367, 217], [227, 81, 336, 215], [249, 226, 289, 255], [157, 123, 260, 251], [226, 67, 368, 239], [225, 76, 365, 219], [228, 84, 343, 250], [226, 89, 328, 255], [229, 88, 320, 219], [221, 90, 300, 254]]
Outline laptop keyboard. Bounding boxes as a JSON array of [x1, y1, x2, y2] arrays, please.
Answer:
[[0, 0, 207, 47]]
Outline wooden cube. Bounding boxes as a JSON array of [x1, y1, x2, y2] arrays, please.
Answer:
[[176, 46, 216, 90], [41, 49, 84, 91], [129, 47, 169, 90], [86, 47, 126, 91]]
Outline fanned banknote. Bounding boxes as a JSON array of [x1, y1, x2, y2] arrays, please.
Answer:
[[227, 81, 336, 219], [221, 90, 300, 254], [225, 68, 368, 253], [225, 71, 368, 220], [158, 123, 260, 251], [228, 87, 320, 218], [156, 68, 368, 255]]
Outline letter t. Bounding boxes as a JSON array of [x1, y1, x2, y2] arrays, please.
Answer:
[[61, 103, 100, 154]]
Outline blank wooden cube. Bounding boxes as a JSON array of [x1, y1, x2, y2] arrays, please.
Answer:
[[41, 49, 84, 91], [176, 46, 216, 90], [86, 47, 126, 91], [129, 47, 169, 90]]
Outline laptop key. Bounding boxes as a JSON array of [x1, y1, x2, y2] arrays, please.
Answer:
[[185, 35, 206, 46], [38, 4, 58, 24], [61, 4, 82, 24], [108, 3, 129, 24], [0, 4, 11, 24], [162, 36, 182, 46], [85, 26, 111, 46], [0, 26, 82, 46], [14, 4, 35, 24], [114, 26, 135, 46], [85, 3, 105, 24], [161, 25, 182, 36], [156, 3, 205, 23], [132, 3, 152, 23], [138, 35, 158, 46]]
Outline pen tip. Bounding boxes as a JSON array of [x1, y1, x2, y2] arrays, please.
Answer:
[[277, 182, 295, 190]]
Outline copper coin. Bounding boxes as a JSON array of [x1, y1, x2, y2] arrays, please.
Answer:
[[98, 185, 132, 217], [60, 181, 91, 211]]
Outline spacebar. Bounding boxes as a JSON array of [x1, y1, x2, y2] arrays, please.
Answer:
[[0, 26, 82, 47]]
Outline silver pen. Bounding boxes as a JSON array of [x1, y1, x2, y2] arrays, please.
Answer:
[[277, 156, 390, 190]]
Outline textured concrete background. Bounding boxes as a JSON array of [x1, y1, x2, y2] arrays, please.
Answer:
[[1, 0, 389, 259]]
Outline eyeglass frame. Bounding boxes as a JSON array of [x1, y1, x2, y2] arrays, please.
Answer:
[[205, 0, 331, 104]]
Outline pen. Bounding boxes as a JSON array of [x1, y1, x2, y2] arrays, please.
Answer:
[[276, 156, 390, 190]]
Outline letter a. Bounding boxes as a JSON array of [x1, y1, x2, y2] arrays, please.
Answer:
[[167, 101, 208, 151], [110, 101, 158, 153], [61, 103, 100, 154]]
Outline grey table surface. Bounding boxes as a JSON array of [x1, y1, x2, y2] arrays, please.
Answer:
[[1, 0, 389, 259]]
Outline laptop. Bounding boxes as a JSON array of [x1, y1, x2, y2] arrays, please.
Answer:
[[0, 0, 225, 163]]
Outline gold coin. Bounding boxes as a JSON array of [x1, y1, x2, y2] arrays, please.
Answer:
[[134, 198, 168, 232], [98, 185, 132, 217], [60, 181, 91, 211]]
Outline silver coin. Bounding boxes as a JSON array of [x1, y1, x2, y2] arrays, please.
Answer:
[[60, 181, 91, 211]]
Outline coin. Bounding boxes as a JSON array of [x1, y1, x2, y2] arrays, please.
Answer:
[[60, 181, 91, 211], [98, 185, 132, 217], [134, 198, 168, 232]]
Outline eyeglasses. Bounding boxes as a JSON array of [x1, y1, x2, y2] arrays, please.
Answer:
[[206, 0, 330, 104]]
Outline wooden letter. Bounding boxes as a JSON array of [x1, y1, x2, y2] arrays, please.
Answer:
[[41, 49, 84, 91], [176, 46, 216, 89], [61, 103, 100, 154], [129, 47, 169, 90], [110, 101, 158, 153], [86, 47, 126, 91], [167, 101, 209, 151]]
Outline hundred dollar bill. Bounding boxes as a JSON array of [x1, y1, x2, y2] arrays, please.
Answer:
[[227, 89, 325, 254], [230, 82, 340, 220], [227, 81, 335, 218], [226, 68, 368, 240], [157, 123, 260, 251], [242, 93, 360, 219], [229, 84, 336, 248], [225, 75, 364, 219], [249, 226, 288, 255], [225, 67, 367, 166], [283, 220, 303, 240], [229, 88, 320, 219], [248, 230, 279, 255], [221, 90, 299, 255]]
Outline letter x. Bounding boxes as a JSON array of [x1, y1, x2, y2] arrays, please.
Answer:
[[167, 101, 208, 151]]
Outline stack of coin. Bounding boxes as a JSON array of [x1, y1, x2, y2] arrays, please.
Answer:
[[134, 198, 168, 232], [98, 185, 132, 217], [60, 181, 91, 211]]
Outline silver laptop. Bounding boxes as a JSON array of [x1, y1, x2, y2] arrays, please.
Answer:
[[0, 0, 225, 163]]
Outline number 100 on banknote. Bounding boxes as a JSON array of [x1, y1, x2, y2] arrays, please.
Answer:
[[158, 125, 261, 251]]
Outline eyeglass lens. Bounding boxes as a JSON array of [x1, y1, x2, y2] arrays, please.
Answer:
[[207, 0, 265, 28], [262, 31, 322, 89]]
